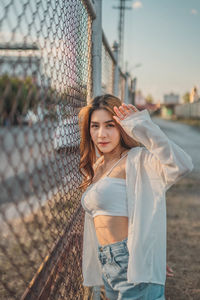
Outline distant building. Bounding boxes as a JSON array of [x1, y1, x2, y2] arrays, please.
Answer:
[[161, 93, 180, 119], [0, 43, 52, 88], [0, 43, 40, 81], [190, 86, 199, 103], [163, 93, 180, 105], [135, 90, 146, 106]]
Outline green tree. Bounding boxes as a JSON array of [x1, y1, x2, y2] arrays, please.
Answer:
[[0, 75, 61, 125], [182, 92, 190, 103], [0, 75, 38, 125], [146, 94, 154, 104]]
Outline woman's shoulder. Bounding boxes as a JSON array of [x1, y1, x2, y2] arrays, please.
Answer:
[[128, 146, 162, 175], [127, 146, 153, 163], [128, 146, 143, 157]]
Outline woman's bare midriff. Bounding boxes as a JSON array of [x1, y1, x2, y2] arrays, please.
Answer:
[[92, 151, 129, 246], [93, 215, 128, 246]]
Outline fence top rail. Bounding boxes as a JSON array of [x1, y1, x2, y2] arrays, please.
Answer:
[[102, 30, 116, 65], [83, 0, 96, 19], [119, 68, 126, 79], [102, 31, 127, 79]]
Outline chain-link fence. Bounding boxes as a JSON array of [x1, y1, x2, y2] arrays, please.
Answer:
[[0, 1, 135, 299], [119, 71, 126, 103], [101, 33, 114, 95], [0, 0, 92, 299]]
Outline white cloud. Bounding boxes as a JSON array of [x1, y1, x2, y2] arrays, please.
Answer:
[[132, 1, 143, 10], [191, 9, 198, 15]]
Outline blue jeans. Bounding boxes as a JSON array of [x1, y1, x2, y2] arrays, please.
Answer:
[[97, 237, 165, 300]]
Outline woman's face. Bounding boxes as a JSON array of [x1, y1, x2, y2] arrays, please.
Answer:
[[90, 109, 121, 153]]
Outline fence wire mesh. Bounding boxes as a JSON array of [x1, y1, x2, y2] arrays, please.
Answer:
[[119, 71, 126, 102], [101, 39, 114, 95], [0, 0, 92, 299]]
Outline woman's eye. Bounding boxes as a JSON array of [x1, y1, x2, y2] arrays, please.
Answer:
[[91, 124, 114, 128]]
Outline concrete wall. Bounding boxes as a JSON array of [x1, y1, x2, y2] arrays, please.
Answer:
[[175, 102, 200, 119]]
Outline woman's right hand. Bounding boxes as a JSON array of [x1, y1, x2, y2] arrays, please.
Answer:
[[113, 103, 138, 123]]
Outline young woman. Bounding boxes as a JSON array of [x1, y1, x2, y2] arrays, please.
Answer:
[[79, 94, 193, 300]]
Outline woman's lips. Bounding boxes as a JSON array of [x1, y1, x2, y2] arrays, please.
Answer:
[[98, 142, 109, 146]]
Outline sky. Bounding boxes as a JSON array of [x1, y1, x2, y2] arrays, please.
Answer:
[[102, 0, 200, 103]]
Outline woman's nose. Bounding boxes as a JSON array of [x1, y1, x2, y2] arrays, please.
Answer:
[[98, 126, 106, 137]]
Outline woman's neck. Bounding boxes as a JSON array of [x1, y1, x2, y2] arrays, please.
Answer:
[[102, 145, 127, 165]]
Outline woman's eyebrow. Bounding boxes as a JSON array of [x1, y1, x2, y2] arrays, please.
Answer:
[[91, 120, 114, 124], [105, 120, 115, 123]]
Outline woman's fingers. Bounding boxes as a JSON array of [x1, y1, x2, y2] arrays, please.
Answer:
[[122, 103, 131, 111], [113, 103, 138, 124], [121, 103, 138, 114], [118, 106, 127, 116], [166, 265, 174, 277], [113, 106, 125, 120], [167, 271, 174, 277], [127, 104, 138, 112], [114, 103, 138, 120], [112, 115, 120, 123]]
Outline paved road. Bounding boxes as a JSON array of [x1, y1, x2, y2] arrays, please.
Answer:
[[0, 149, 81, 223], [153, 117, 200, 178], [0, 123, 80, 223], [0, 122, 61, 180]]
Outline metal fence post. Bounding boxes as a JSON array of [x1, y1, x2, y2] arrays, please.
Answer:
[[89, 0, 102, 103], [131, 77, 137, 105], [91, 2, 102, 298], [112, 41, 119, 97], [124, 71, 129, 104]]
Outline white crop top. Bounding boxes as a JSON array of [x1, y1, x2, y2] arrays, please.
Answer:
[[81, 153, 128, 218]]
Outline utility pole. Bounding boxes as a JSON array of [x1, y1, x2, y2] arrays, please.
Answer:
[[113, 0, 132, 70]]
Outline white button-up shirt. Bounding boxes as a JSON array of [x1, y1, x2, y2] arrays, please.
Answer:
[[82, 109, 193, 286]]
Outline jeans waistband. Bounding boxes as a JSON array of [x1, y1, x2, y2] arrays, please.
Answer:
[[97, 237, 128, 264], [98, 237, 128, 253]]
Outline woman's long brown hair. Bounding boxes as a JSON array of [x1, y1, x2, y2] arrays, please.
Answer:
[[78, 94, 139, 190]]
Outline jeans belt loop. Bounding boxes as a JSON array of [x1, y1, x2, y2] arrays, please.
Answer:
[[108, 246, 113, 263]]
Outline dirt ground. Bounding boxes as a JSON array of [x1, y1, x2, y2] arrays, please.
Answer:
[[165, 174, 200, 300]]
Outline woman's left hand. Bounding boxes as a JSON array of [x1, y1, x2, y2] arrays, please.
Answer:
[[113, 103, 138, 123], [166, 264, 174, 277]]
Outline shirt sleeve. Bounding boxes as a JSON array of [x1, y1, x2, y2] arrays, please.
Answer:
[[119, 109, 193, 190]]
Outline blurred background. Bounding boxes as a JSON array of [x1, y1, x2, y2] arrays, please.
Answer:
[[102, 0, 200, 119]]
